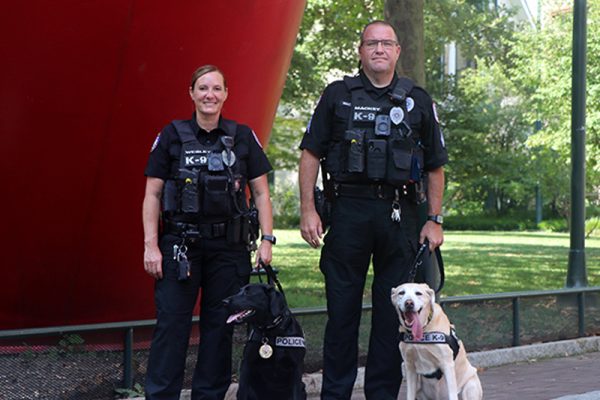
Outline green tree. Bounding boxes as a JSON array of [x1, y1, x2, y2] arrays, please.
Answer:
[[442, 61, 535, 215], [508, 2, 600, 217]]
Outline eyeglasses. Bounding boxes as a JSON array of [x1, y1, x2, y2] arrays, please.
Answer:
[[362, 39, 398, 50]]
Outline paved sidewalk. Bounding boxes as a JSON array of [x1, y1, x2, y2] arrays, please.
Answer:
[[307, 337, 600, 400], [315, 351, 600, 400]]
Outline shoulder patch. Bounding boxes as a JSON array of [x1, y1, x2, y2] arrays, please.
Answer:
[[150, 132, 161, 152], [251, 130, 263, 148], [306, 115, 313, 135], [432, 102, 440, 123]]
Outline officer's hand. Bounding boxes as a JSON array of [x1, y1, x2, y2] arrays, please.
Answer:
[[144, 244, 163, 279], [255, 241, 272, 268], [419, 221, 443, 251], [300, 209, 323, 249]]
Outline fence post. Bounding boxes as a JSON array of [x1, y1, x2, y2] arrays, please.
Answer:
[[577, 292, 586, 337], [512, 298, 520, 346], [124, 328, 134, 389]]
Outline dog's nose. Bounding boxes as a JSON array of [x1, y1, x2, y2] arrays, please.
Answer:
[[405, 299, 414, 310]]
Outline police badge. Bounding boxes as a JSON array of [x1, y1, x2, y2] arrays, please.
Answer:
[[390, 107, 404, 125]]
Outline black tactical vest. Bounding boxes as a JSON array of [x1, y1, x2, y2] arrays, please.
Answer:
[[161, 119, 247, 223], [324, 75, 424, 187]]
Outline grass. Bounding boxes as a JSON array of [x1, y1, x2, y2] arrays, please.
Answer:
[[267, 230, 600, 308]]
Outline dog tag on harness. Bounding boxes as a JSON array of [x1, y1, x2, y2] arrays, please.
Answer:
[[259, 343, 273, 359]]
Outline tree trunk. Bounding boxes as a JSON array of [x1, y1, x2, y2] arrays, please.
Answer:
[[384, 0, 425, 86]]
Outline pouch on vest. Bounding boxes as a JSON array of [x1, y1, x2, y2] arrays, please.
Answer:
[[227, 214, 242, 243], [162, 180, 178, 212], [180, 169, 200, 213], [344, 130, 364, 173], [203, 175, 231, 216], [367, 139, 387, 180], [386, 134, 412, 186]]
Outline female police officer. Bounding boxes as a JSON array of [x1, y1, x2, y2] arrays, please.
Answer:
[[142, 65, 274, 400]]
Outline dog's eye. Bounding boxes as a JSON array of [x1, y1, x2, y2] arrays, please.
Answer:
[[415, 291, 422, 296], [398, 290, 405, 295]]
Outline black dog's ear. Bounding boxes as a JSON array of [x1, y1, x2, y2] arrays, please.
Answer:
[[268, 287, 286, 318]]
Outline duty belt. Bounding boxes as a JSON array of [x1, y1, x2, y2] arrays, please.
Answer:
[[164, 219, 227, 238], [333, 183, 412, 200]]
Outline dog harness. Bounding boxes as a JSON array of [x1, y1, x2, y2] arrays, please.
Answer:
[[400, 328, 461, 380]]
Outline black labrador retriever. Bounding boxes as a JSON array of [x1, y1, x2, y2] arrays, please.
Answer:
[[223, 283, 307, 400]]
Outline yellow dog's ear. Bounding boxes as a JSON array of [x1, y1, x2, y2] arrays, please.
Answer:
[[427, 286, 436, 315]]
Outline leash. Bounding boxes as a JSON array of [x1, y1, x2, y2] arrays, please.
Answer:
[[406, 240, 445, 293], [406, 239, 429, 283], [257, 259, 285, 295]]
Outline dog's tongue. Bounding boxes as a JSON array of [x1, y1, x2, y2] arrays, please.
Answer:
[[226, 311, 246, 324], [408, 311, 423, 341]]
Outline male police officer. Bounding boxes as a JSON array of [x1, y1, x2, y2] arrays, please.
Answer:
[[299, 21, 447, 399]]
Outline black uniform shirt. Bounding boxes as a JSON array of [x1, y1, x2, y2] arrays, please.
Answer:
[[145, 114, 272, 181], [300, 70, 448, 172]]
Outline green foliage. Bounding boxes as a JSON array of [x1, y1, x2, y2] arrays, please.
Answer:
[[538, 219, 569, 233], [43, 334, 86, 359], [272, 178, 301, 228], [442, 61, 537, 215], [424, 0, 519, 95], [444, 215, 537, 231], [114, 383, 144, 398], [508, 2, 600, 213], [282, 0, 384, 111], [586, 217, 600, 237], [57, 334, 85, 354]]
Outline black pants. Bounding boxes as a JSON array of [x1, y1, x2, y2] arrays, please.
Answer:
[[319, 196, 419, 400], [145, 234, 250, 400]]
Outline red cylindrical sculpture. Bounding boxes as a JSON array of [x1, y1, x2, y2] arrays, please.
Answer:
[[0, 1, 305, 329]]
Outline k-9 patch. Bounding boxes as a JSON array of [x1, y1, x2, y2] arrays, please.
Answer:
[[353, 105, 381, 123]]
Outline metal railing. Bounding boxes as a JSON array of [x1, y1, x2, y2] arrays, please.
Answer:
[[1, 286, 599, 391]]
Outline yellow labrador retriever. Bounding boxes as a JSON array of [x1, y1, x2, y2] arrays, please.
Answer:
[[391, 283, 482, 400]]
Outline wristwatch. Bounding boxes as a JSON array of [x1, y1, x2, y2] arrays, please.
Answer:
[[261, 234, 277, 245], [427, 215, 444, 225]]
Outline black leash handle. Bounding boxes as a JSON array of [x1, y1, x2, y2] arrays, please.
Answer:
[[257, 259, 285, 295]]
